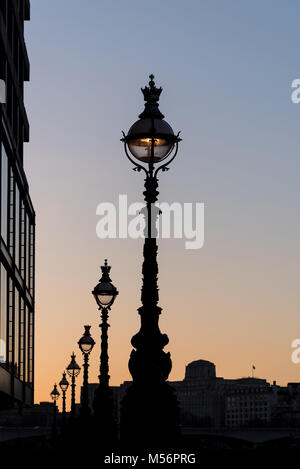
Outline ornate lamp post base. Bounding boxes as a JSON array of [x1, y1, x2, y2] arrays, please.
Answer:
[[93, 384, 116, 442], [121, 381, 179, 448]]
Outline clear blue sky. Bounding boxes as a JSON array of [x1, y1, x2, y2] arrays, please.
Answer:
[[23, 0, 300, 402]]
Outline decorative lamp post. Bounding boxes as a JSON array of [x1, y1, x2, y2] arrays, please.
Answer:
[[59, 371, 69, 430], [120, 75, 181, 446], [66, 352, 81, 422], [92, 259, 118, 440], [78, 325, 95, 418], [50, 383, 60, 440]]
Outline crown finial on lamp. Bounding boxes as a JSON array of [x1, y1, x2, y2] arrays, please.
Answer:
[[139, 74, 164, 119], [100, 258, 111, 282]]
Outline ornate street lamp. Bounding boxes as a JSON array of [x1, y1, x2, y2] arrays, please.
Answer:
[[120, 75, 181, 446], [50, 383, 60, 440], [78, 325, 95, 418], [92, 259, 118, 440], [59, 371, 69, 430], [66, 352, 81, 422]]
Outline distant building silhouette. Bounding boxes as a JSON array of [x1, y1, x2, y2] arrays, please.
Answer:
[[84, 359, 300, 429], [271, 382, 300, 426], [171, 360, 225, 427], [0, 1, 35, 409]]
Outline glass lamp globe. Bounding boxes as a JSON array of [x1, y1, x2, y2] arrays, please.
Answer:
[[66, 352, 81, 378], [92, 259, 118, 309], [78, 325, 95, 355], [50, 384, 60, 402], [59, 372, 69, 392], [127, 118, 175, 163], [93, 280, 117, 308]]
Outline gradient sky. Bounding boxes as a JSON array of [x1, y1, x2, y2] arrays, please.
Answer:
[[23, 0, 300, 406]]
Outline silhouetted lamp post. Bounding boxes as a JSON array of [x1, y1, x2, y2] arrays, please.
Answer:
[[50, 383, 60, 439], [92, 259, 118, 439], [66, 352, 81, 422], [59, 371, 69, 430], [120, 75, 181, 445], [78, 325, 95, 418]]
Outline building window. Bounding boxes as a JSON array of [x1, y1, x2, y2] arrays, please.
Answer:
[[20, 200, 25, 279], [26, 213, 29, 287], [29, 223, 34, 295], [19, 297, 25, 381], [8, 276, 13, 371], [8, 166, 14, 257], [28, 309, 33, 385], [24, 302, 27, 383], [15, 184, 20, 268], [14, 287, 19, 377], [0, 264, 7, 365], [1, 145, 8, 243]]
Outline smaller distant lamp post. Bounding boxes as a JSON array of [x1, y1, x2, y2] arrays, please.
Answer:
[[92, 259, 118, 439], [59, 372, 69, 430], [66, 352, 81, 422], [50, 383, 60, 439], [78, 325, 95, 418]]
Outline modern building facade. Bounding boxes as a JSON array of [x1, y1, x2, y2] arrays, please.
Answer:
[[0, 0, 35, 409]]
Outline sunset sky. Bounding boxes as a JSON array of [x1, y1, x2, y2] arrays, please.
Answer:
[[23, 0, 300, 406]]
